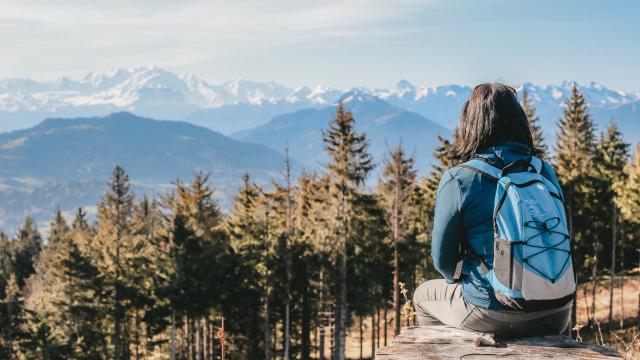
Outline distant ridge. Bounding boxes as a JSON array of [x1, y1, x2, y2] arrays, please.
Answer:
[[0, 112, 293, 232]]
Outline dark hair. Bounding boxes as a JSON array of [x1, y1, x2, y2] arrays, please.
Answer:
[[451, 83, 541, 161]]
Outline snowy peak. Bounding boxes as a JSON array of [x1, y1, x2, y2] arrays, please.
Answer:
[[0, 67, 638, 135], [288, 85, 342, 105], [339, 87, 381, 104], [0, 66, 344, 118]]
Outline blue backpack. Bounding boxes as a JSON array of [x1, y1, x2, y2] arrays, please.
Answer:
[[459, 155, 576, 310]]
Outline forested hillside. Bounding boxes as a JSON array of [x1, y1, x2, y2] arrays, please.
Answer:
[[0, 112, 291, 232], [1, 84, 640, 359]]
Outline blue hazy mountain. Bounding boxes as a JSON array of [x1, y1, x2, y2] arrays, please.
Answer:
[[0, 112, 292, 232], [233, 89, 451, 175]]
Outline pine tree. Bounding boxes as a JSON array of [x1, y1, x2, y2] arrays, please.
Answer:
[[11, 217, 43, 287], [421, 133, 458, 213], [160, 172, 229, 359], [521, 89, 548, 157], [128, 196, 163, 358], [377, 144, 418, 336], [94, 166, 135, 360], [26, 209, 108, 358], [294, 172, 332, 360], [72, 207, 89, 231], [225, 172, 266, 358], [615, 142, 640, 327], [269, 151, 296, 360], [0, 232, 12, 299], [322, 102, 373, 360], [554, 83, 598, 329], [592, 121, 630, 329], [0, 273, 28, 358]]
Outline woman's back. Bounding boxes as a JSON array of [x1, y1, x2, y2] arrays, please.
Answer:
[[431, 140, 564, 310], [413, 83, 572, 337]]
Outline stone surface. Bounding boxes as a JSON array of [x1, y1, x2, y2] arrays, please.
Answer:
[[375, 325, 621, 359]]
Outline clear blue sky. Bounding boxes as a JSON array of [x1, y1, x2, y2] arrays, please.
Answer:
[[1, 0, 638, 90]]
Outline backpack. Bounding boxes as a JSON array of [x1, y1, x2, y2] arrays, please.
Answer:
[[458, 155, 576, 310]]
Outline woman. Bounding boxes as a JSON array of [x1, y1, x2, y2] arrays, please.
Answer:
[[413, 83, 572, 337]]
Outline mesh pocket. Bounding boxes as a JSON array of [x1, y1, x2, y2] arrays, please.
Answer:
[[494, 237, 513, 288]]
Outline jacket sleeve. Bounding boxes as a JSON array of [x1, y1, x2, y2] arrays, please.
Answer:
[[430, 170, 464, 283]]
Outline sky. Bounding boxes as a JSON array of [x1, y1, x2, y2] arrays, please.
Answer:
[[1, 0, 639, 90]]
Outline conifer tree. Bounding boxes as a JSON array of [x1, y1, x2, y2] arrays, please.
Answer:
[[377, 144, 418, 336], [34, 212, 107, 358], [0, 232, 12, 299], [521, 89, 548, 157], [72, 207, 89, 231], [0, 273, 28, 358], [554, 83, 598, 328], [225, 172, 266, 358], [11, 217, 43, 287], [269, 151, 296, 360], [421, 133, 457, 213], [322, 102, 373, 360], [615, 142, 640, 327], [160, 172, 229, 359], [593, 121, 630, 329], [94, 166, 135, 360], [294, 172, 332, 359], [128, 196, 163, 358]]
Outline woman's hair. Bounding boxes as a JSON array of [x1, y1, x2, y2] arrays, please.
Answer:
[[451, 83, 541, 161]]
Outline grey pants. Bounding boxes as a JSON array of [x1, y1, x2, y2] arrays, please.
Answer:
[[413, 279, 571, 338]]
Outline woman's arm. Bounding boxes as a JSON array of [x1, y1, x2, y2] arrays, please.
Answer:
[[431, 170, 464, 283]]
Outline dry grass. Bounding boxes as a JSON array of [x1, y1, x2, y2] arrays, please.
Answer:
[[305, 275, 640, 359], [576, 274, 640, 327], [575, 274, 640, 359]]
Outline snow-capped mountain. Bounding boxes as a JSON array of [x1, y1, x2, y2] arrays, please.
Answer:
[[0, 66, 638, 142], [374, 80, 639, 127], [0, 65, 341, 132]]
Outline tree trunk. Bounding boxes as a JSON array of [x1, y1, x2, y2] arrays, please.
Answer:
[[371, 313, 375, 358], [135, 311, 140, 360], [377, 308, 381, 348], [591, 246, 598, 323], [334, 249, 348, 360], [209, 321, 214, 360], [384, 306, 388, 346], [301, 274, 311, 360], [568, 186, 577, 334], [284, 300, 291, 360], [319, 268, 325, 360], [393, 239, 400, 337], [264, 283, 271, 360], [284, 147, 293, 360], [619, 244, 625, 329], [609, 205, 617, 330], [359, 314, 363, 360], [273, 320, 278, 358]]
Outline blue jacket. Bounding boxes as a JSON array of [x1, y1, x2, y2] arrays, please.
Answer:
[[431, 141, 563, 310]]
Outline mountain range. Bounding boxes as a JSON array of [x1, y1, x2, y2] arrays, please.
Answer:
[[0, 66, 639, 233], [1, 66, 638, 141]]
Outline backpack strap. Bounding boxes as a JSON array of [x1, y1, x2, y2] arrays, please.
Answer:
[[452, 158, 500, 281], [460, 158, 502, 180], [530, 156, 543, 174], [452, 238, 490, 281]]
